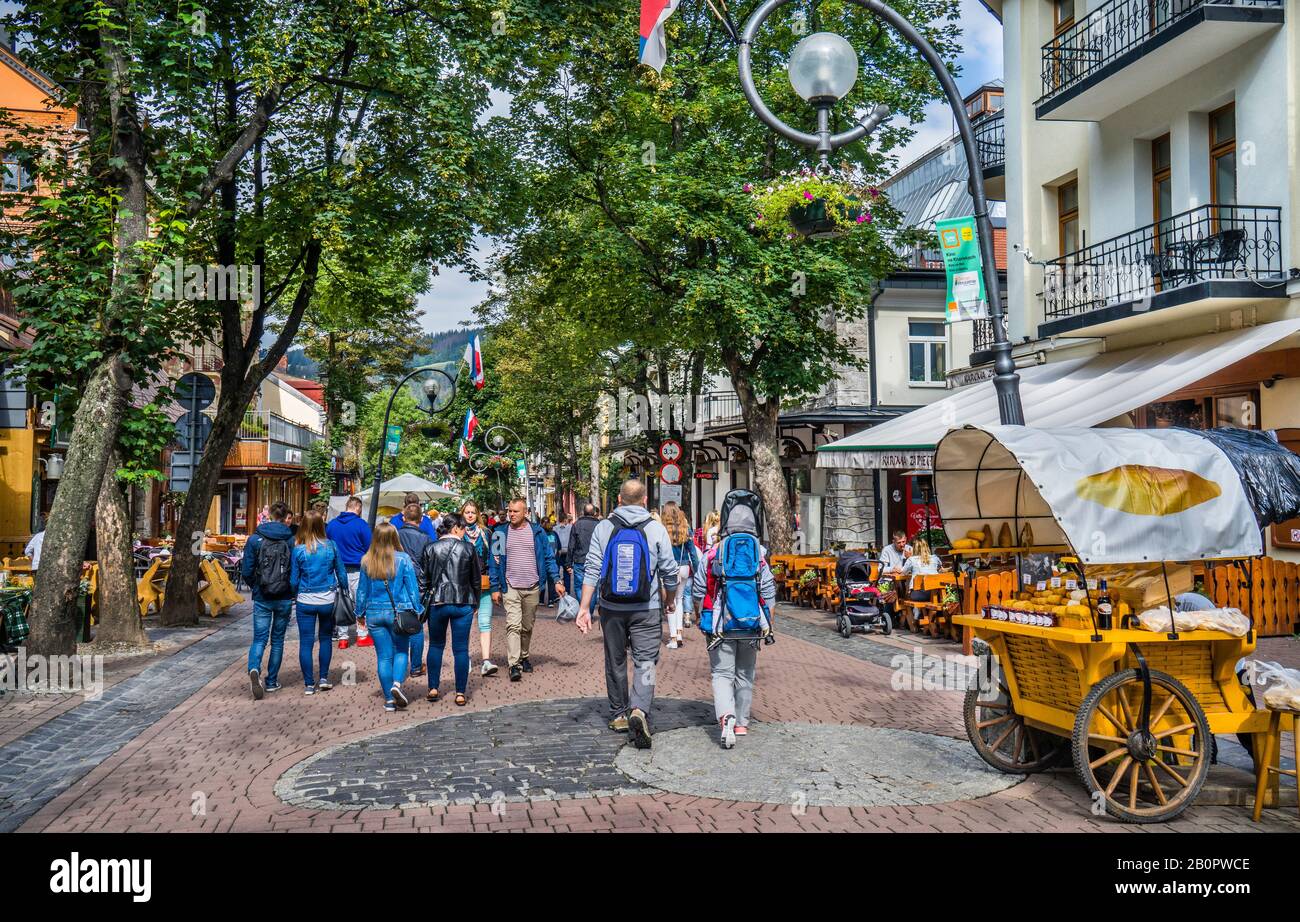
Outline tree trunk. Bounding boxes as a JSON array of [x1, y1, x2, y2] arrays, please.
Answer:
[[588, 426, 601, 509], [28, 354, 130, 656], [725, 353, 794, 554], [160, 380, 255, 626], [94, 452, 149, 646]]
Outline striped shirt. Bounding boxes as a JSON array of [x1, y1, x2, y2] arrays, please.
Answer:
[[505, 523, 539, 589]]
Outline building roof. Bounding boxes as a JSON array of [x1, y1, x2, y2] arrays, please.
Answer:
[[281, 375, 325, 407]]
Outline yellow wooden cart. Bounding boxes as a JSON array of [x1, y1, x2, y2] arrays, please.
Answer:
[[935, 424, 1299, 823]]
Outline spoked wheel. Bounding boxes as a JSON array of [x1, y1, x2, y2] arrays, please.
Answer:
[[1071, 668, 1211, 823], [963, 667, 1064, 774]]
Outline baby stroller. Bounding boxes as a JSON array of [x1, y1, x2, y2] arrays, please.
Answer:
[[834, 552, 891, 637]]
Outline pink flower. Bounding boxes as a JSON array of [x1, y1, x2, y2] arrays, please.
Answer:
[[868, 187, 881, 198], [856, 214, 867, 224], [743, 183, 753, 193], [803, 190, 814, 200]]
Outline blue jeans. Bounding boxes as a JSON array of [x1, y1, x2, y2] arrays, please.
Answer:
[[572, 564, 586, 600], [427, 604, 474, 694], [409, 623, 425, 672], [366, 611, 411, 701], [295, 602, 334, 687], [476, 591, 493, 633], [248, 599, 293, 686]]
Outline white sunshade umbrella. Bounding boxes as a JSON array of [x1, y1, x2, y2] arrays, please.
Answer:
[[355, 473, 457, 508]]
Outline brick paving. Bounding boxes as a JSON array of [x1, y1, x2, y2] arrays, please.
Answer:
[[4, 599, 1298, 832]]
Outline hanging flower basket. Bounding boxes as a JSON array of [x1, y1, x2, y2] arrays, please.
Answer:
[[747, 165, 880, 240]]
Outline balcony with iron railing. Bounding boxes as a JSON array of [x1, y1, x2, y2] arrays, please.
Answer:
[[1038, 204, 1285, 337], [973, 109, 1004, 179], [226, 410, 323, 469], [1037, 0, 1283, 121]]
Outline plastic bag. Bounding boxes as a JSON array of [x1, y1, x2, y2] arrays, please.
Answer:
[[1242, 660, 1300, 712], [1136, 605, 1249, 636], [555, 593, 579, 622], [1193, 427, 1300, 527]]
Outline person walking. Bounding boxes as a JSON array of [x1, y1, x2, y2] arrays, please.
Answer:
[[397, 503, 433, 677], [703, 510, 721, 548], [290, 511, 348, 695], [460, 500, 498, 676], [554, 514, 573, 594], [575, 479, 678, 749], [389, 492, 436, 538], [540, 518, 562, 606], [241, 501, 296, 699], [325, 495, 373, 649], [23, 520, 44, 571], [355, 522, 422, 712], [692, 494, 777, 749], [488, 497, 564, 682], [420, 513, 481, 705], [660, 502, 698, 649], [567, 503, 600, 602]]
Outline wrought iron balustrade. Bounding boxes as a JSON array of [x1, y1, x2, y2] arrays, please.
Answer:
[[1041, 204, 1282, 320], [973, 110, 1004, 174], [1040, 0, 1282, 103]]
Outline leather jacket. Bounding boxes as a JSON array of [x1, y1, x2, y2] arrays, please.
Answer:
[[420, 535, 482, 607]]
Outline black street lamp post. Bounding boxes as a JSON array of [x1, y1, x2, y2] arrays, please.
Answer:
[[366, 366, 456, 530], [736, 0, 1024, 425], [483, 424, 532, 516]]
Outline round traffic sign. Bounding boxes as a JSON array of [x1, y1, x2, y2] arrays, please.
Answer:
[[659, 462, 682, 484], [658, 439, 683, 463], [176, 372, 215, 410]]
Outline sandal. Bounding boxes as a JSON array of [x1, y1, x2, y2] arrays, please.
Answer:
[[454, 693, 467, 706], [425, 689, 440, 703]]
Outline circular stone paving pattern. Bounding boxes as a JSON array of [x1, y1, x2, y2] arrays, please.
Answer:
[[276, 698, 1021, 811], [615, 723, 1023, 807]]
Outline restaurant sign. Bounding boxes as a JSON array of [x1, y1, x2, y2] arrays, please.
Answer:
[[837, 450, 935, 470]]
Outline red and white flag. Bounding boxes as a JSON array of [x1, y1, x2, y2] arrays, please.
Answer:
[[458, 439, 470, 461], [639, 0, 681, 73], [462, 333, 485, 389]]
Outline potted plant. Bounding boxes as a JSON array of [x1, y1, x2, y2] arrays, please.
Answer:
[[747, 165, 881, 240]]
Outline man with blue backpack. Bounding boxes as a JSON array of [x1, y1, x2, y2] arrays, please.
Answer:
[[575, 479, 679, 749], [691, 490, 778, 750]]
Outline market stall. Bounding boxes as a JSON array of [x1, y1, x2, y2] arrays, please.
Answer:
[[941, 424, 1300, 823]]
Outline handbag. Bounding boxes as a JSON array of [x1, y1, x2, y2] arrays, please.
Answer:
[[385, 578, 425, 636], [333, 580, 356, 627]]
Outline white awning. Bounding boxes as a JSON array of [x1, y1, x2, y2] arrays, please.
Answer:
[[816, 318, 1300, 469]]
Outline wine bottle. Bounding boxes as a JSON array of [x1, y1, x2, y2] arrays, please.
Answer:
[[1096, 578, 1113, 631]]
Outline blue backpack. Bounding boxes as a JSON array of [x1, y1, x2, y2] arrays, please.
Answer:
[[599, 513, 653, 604], [703, 532, 770, 636]]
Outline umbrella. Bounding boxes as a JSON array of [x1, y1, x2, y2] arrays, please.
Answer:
[[355, 473, 456, 508]]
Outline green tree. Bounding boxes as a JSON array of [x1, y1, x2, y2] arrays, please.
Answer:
[[484, 0, 954, 550]]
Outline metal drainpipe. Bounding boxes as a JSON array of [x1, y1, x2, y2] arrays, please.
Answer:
[[868, 282, 884, 549]]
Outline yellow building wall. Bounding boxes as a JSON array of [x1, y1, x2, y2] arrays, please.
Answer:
[[0, 415, 36, 552]]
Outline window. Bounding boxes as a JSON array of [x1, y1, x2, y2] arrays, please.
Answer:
[[908, 320, 947, 386], [1209, 103, 1236, 207], [1058, 180, 1079, 256], [919, 180, 961, 226], [1151, 135, 1173, 266], [1, 153, 34, 193], [1053, 0, 1074, 31], [1139, 391, 1259, 430]]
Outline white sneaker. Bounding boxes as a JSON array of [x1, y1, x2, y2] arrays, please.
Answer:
[[481, 660, 499, 677], [720, 715, 736, 749], [666, 640, 679, 650]]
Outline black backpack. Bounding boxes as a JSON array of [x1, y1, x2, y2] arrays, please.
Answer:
[[255, 536, 292, 596]]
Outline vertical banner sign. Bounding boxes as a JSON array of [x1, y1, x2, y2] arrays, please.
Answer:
[[515, 458, 527, 484], [936, 216, 989, 322], [384, 424, 402, 458]]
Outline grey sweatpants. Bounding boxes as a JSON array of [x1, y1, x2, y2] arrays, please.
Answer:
[[709, 638, 760, 727], [600, 607, 661, 719]]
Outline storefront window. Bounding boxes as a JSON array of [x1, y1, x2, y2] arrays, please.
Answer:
[[1140, 390, 1259, 430]]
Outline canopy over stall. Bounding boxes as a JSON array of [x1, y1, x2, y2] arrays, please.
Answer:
[[934, 425, 1281, 564], [328, 473, 456, 519], [816, 318, 1300, 470]]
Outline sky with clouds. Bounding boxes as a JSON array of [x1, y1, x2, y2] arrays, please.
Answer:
[[419, 0, 1004, 334]]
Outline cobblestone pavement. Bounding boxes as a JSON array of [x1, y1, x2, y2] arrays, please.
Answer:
[[0, 613, 251, 833], [9, 601, 1300, 832], [616, 722, 1022, 806], [278, 697, 715, 809]]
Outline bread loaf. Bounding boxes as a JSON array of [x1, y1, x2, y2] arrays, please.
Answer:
[[1074, 466, 1221, 516]]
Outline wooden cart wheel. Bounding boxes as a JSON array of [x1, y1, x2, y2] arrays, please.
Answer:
[[963, 672, 1064, 774], [1070, 668, 1211, 824]]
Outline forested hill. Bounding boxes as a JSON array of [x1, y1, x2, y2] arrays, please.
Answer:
[[413, 327, 483, 369]]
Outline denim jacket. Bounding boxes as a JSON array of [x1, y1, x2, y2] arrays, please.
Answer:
[[290, 540, 348, 596], [355, 552, 421, 618]]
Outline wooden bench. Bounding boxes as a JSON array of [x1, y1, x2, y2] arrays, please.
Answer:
[[137, 557, 169, 617], [906, 572, 957, 637]]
